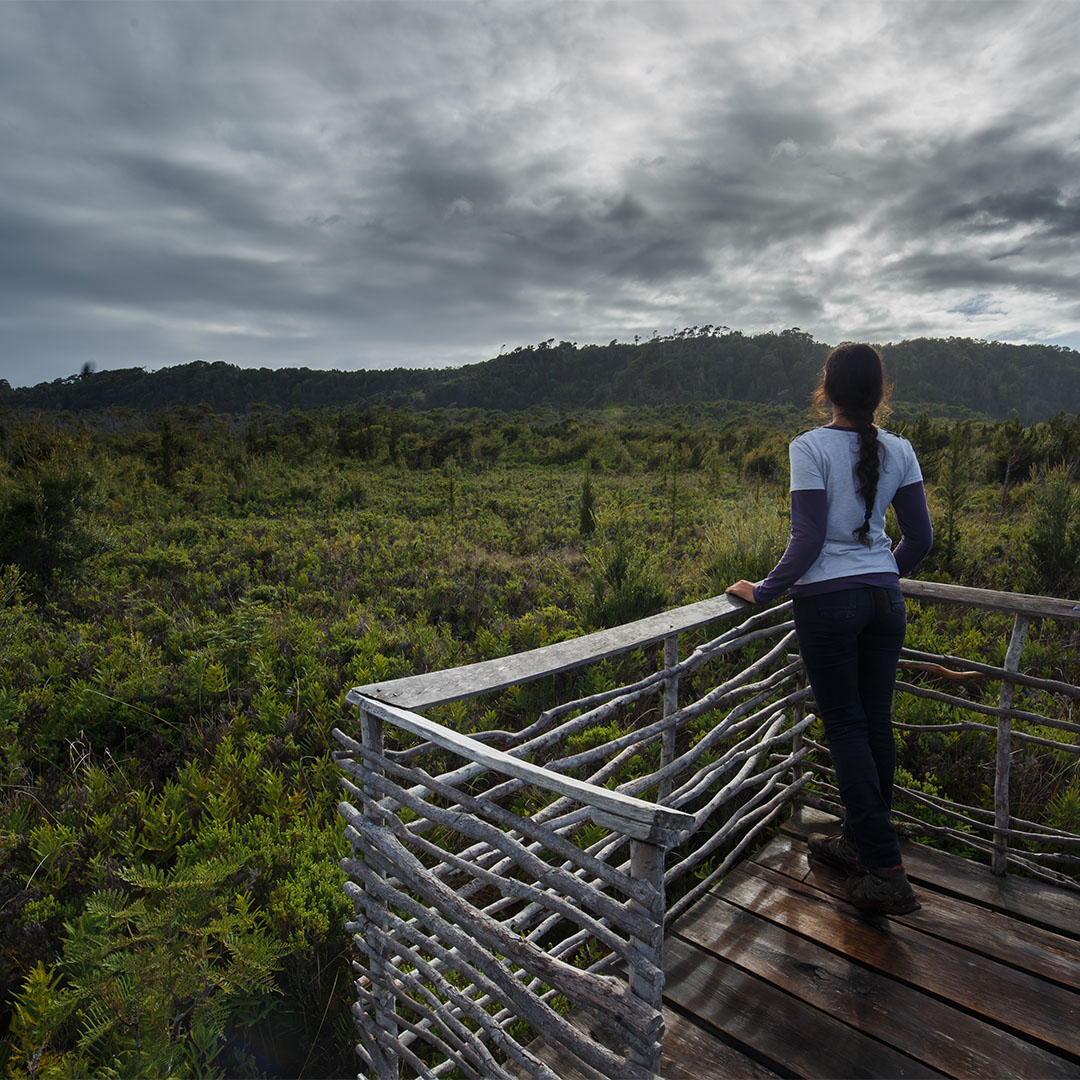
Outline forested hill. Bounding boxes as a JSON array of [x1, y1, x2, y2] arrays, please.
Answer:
[[4, 329, 1079, 422]]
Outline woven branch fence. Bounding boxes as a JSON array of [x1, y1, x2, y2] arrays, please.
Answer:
[[334, 580, 1080, 1079]]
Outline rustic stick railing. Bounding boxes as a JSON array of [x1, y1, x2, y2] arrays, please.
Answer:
[[336, 580, 1080, 1078]]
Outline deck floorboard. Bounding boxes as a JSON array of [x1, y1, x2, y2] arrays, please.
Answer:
[[656, 820, 1080, 1079], [526, 814, 1080, 1078]]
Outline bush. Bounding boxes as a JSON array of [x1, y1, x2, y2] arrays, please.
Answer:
[[742, 443, 783, 481], [581, 531, 668, 628], [1020, 463, 1080, 597], [704, 496, 789, 595], [0, 432, 106, 585], [6, 856, 285, 1079]]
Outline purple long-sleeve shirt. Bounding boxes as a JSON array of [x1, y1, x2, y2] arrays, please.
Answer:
[[753, 481, 933, 604]]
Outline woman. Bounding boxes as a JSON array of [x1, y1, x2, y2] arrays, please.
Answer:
[[727, 343, 932, 915]]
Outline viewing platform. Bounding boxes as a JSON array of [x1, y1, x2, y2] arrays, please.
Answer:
[[520, 807, 1080, 1079], [336, 582, 1080, 1079]]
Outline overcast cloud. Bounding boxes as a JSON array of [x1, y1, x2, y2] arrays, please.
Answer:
[[1, 0, 1078, 387]]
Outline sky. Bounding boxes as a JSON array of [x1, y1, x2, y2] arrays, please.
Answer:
[[2, 1, 1079, 389]]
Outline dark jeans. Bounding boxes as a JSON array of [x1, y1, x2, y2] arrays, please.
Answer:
[[793, 586, 907, 869]]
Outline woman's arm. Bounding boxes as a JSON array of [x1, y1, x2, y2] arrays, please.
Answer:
[[727, 488, 828, 604], [891, 480, 933, 575]]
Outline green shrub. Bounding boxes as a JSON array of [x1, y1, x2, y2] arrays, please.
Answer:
[[6, 856, 285, 1079], [742, 443, 782, 481], [1020, 463, 1080, 597], [703, 496, 789, 595], [581, 531, 668, 628], [0, 434, 106, 585], [578, 468, 597, 536]]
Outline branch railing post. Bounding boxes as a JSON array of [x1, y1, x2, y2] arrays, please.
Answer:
[[789, 653, 807, 815], [993, 614, 1030, 875], [628, 838, 666, 1077], [658, 634, 679, 801], [358, 707, 399, 1080]]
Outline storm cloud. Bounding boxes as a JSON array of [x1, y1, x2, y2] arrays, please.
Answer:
[[1, 0, 1078, 386]]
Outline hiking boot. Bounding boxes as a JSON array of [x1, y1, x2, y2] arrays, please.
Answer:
[[847, 865, 920, 915], [807, 832, 860, 873]]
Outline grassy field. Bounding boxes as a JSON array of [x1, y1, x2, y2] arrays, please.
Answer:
[[1, 402, 1078, 1077]]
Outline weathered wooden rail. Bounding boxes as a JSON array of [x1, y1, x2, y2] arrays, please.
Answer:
[[335, 580, 1080, 1079]]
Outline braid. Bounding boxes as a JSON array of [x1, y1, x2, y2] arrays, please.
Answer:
[[853, 413, 880, 547], [814, 342, 890, 548]]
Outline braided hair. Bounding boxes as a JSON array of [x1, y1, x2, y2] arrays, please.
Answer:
[[811, 343, 889, 547]]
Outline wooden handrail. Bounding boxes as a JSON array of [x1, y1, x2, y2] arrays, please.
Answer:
[[352, 592, 745, 709], [348, 693, 697, 846], [900, 579, 1080, 621], [350, 580, 1080, 713]]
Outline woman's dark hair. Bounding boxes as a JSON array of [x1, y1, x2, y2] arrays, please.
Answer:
[[812, 343, 890, 546]]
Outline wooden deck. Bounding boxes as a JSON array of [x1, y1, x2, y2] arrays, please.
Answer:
[[536, 812, 1080, 1079]]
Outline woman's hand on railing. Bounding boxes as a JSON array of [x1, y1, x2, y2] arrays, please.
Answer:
[[726, 580, 758, 603]]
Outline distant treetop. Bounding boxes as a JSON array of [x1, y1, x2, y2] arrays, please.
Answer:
[[4, 330, 1077, 423]]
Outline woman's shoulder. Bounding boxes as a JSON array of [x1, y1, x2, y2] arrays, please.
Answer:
[[791, 424, 835, 445], [877, 427, 920, 467], [877, 427, 915, 451], [789, 428, 827, 460]]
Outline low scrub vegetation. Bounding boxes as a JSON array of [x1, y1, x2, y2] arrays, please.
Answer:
[[1, 400, 1078, 1076]]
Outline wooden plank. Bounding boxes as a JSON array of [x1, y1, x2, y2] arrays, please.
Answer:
[[350, 593, 745, 708], [783, 813, 1080, 940], [346, 695, 696, 846], [712, 862, 1080, 1058], [671, 871, 1080, 1078], [902, 842, 1080, 940], [520, 1004, 780, 1080], [663, 934, 942, 1079], [657, 1006, 782, 1080], [759, 836, 1080, 992], [900, 579, 1080, 622]]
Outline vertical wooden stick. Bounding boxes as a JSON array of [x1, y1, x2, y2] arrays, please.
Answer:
[[658, 635, 679, 801], [358, 707, 399, 1080], [789, 654, 807, 817], [628, 839, 665, 1076], [993, 615, 1029, 876]]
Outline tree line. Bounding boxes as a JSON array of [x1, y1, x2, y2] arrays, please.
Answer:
[[4, 328, 1079, 422]]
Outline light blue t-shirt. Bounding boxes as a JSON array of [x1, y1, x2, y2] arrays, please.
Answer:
[[788, 426, 923, 587]]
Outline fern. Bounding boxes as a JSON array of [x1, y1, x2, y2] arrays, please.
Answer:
[[8, 856, 286, 1078]]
